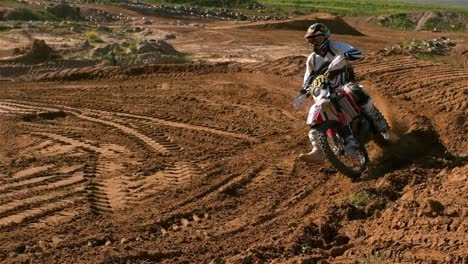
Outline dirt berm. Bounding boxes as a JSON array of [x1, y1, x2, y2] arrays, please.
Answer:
[[0, 39, 59, 64], [239, 13, 364, 35]]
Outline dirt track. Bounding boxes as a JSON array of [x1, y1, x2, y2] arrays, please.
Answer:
[[0, 12, 467, 264]]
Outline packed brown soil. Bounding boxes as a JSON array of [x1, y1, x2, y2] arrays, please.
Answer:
[[0, 11, 467, 264]]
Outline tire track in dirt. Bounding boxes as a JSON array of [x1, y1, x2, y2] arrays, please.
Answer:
[[0, 105, 36, 115], [0, 171, 85, 204], [407, 86, 466, 109], [29, 208, 82, 229], [227, 160, 333, 237], [0, 100, 233, 217], [81, 156, 112, 214], [0, 197, 84, 229], [0, 165, 83, 200], [371, 67, 464, 86], [14, 136, 51, 155], [0, 129, 90, 228], [127, 121, 183, 152], [4, 116, 127, 216], [0, 88, 288, 243], [155, 159, 334, 241], [2, 98, 256, 191], [31, 132, 134, 214], [10, 165, 55, 180], [153, 165, 266, 237], [209, 162, 298, 237], [145, 164, 255, 237], [164, 162, 202, 187], [71, 111, 170, 155], [3, 100, 258, 151], [96, 109, 259, 143], [63, 108, 235, 207], [0, 186, 84, 228], [128, 161, 204, 202], [18, 129, 82, 158], [398, 72, 467, 91], [357, 56, 468, 110], [0, 173, 84, 208], [357, 55, 430, 67], [0, 101, 171, 154], [0, 102, 54, 113]]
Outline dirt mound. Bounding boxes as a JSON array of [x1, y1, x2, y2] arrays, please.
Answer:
[[137, 40, 179, 55], [1, 7, 42, 21], [89, 40, 185, 66], [0, 7, 14, 20], [460, 49, 468, 66], [241, 14, 364, 36], [20, 61, 237, 82], [377, 37, 457, 56], [123, 1, 286, 22], [18, 56, 304, 82], [2, 39, 59, 64], [45, 4, 80, 20], [377, 11, 467, 32], [80, 7, 116, 22], [0, 65, 31, 79], [0, 59, 98, 80]]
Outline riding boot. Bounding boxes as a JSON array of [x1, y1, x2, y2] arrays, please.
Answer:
[[299, 129, 325, 163], [362, 101, 389, 133]]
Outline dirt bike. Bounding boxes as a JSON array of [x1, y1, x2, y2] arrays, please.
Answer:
[[294, 72, 390, 179]]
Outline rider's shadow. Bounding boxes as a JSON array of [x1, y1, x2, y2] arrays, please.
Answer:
[[361, 128, 454, 181]]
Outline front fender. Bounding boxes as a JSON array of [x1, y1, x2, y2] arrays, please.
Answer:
[[307, 103, 323, 126], [307, 98, 332, 126]]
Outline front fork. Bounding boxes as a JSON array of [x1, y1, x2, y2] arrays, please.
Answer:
[[330, 96, 355, 143]]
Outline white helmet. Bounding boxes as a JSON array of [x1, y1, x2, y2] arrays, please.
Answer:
[[305, 23, 331, 53]]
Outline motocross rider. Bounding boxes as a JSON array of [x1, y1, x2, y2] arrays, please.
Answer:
[[299, 23, 389, 163]]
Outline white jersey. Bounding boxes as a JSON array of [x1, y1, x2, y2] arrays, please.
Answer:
[[303, 41, 362, 88]]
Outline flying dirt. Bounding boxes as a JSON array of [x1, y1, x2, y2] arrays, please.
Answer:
[[0, 7, 467, 264]]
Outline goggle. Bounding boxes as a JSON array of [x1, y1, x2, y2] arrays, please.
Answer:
[[306, 34, 324, 43]]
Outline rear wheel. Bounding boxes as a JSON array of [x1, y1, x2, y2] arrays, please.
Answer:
[[317, 122, 369, 179]]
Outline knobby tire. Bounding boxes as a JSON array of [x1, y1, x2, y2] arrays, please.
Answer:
[[317, 123, 369, 179]]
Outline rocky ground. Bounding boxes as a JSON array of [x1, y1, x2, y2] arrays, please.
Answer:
[[0, 3, 467, 264]]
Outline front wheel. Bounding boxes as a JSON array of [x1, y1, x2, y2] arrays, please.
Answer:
[[317, 122, 369, 179]]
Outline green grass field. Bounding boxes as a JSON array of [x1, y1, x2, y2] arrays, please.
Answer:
[[258, 0, 467, 16], [147, 0, 468, 16]]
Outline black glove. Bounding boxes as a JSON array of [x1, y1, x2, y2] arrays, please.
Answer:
[[300, 87, 311, 97]]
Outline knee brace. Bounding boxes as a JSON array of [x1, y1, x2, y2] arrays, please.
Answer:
[[344, 83, 369, 105]]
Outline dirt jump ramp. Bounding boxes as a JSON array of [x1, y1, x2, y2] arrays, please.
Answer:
[[239, 13, 364, 36]]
